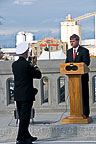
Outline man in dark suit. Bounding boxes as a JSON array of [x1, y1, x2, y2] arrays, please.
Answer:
[[12, 42, 42, 144], [65, 34, 90, 118]]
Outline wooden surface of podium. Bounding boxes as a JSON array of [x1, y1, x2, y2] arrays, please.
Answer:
[[60, 62, 92, 124]]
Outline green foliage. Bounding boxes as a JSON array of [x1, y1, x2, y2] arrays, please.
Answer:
[[44, 47, 49, 51]]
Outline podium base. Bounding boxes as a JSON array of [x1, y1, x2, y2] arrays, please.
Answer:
[[61, 116, 93, 124]]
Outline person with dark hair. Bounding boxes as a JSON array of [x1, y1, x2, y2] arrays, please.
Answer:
[[12, 42, 42, 144], [65, 34, 90, 118]]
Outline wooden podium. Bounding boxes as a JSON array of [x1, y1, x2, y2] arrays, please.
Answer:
[[60, 62, 92, 124]]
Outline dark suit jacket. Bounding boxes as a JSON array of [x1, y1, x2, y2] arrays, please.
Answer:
[[12, 57, 42, 101], [65, 45, 90, 81], [65, 45, 90, 66]]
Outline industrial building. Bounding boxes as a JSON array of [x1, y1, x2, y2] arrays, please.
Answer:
[[61, 14, 81, 48], [16, 32, 68, 58], [61, 12, 96, 49], [29, 37, 67, 58], [1, 12, 96, 60], [16, 31, 35, 46]]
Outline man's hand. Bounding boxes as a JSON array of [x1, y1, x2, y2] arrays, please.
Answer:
[[32, 56, 37, 66]]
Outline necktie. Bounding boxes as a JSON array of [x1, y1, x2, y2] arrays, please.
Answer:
[[73, 49, 76, 60]]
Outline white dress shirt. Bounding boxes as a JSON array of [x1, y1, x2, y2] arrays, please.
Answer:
[[73, 45, 79, 55]]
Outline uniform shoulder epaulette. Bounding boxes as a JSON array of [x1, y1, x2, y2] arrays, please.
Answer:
[[29, 62, 34, 67], [35, 67, 41, 71]]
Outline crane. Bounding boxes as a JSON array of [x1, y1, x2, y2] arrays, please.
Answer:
[[61, 12, 96, 48], [74, 12, 96, 43], [74, 12, 96, 21], [66, 11, 96, 21]]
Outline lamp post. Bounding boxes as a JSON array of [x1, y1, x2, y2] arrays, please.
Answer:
[[47, 44, 50, 60]]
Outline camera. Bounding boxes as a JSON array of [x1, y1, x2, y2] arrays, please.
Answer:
[[28, 56, 35, 62]]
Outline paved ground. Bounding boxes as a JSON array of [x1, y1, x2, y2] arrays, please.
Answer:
[[1, 138, 96, 144], [1, 105, 96, 143]]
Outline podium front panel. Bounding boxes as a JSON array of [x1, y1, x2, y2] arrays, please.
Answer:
[[60, 62, 89, 75]]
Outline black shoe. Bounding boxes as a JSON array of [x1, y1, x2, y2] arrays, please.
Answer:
[[83, 115, 89, 118], [25, 136, 37, 142], [16, 140, 26, 144], [16, 140, 33, 144]]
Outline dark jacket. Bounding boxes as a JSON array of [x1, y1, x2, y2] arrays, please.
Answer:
[[65, 45, 90, 66], [65, 45, 90, 81], [12, 57, 41, 101]]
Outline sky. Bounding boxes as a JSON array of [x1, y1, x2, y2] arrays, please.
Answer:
[[0, 0, 96, 47]]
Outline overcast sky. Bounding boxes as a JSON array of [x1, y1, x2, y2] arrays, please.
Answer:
[[0, 0, 96, 47]]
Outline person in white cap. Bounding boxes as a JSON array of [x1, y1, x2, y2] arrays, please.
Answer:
[[12, 42, 41, 144]]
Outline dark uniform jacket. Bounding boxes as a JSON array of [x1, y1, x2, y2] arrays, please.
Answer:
[[12, 57, 41, 101]]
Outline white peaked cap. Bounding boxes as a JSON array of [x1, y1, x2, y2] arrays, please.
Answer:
[[16, 42, 29, 54]]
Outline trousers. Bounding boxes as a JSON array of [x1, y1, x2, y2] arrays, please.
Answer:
[[82, 74, 90, 117], [16, 101, 33, 141]]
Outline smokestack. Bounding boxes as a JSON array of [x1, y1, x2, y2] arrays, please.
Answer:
[[95, 15, 96, 46]]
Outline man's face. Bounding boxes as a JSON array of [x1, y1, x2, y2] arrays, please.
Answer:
[[70, 38, 79, 48]]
